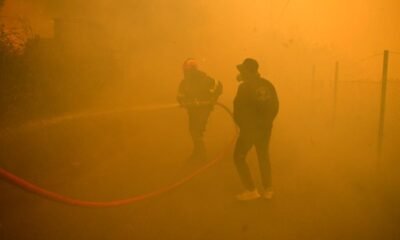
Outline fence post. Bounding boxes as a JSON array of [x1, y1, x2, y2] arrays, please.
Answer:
[[377, 50, 389, 165], [333, 61, 339, 122], [312, 64, 316, 96]]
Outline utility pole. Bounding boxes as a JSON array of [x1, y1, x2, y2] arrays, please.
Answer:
[[377, 50, 389, 165]]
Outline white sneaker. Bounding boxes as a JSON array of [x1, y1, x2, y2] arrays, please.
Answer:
[[263, 188, 274, 200], [236, 190, 261, 201]]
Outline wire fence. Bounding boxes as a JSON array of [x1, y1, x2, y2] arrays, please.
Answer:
[[314, 50, 400, 165]]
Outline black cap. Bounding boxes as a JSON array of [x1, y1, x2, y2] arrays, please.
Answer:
[[237, 58, 259, 73]]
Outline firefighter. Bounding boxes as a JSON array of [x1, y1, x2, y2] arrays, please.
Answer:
[[233, 58, 279, 200], [177, 58, 222, 161]]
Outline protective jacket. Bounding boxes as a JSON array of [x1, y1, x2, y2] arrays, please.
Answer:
[[177, 70, 222, 106], [233, 76, 279, 130]]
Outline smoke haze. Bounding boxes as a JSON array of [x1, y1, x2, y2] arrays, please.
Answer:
[[0, 0, 400, 239]]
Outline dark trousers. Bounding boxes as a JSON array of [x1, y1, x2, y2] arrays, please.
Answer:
[[234, 125, 273, 191], [187, 107, 212, 156]]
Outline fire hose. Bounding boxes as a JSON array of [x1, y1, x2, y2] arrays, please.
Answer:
[[0, 102, 237, 208]]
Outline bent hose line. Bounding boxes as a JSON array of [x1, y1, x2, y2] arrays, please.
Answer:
[[0, 103, 237, 208], [0, 136, 235, 207]]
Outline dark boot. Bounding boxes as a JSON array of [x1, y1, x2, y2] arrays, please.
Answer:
[[190, 138, 207, 162]]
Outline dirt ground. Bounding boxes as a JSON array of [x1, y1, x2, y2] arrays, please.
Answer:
[[0, 103, 399, 240]]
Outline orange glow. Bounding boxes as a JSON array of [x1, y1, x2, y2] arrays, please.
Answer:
[[0, 0, 400, 239]]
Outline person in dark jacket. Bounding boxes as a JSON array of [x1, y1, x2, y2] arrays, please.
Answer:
[[177, 58, 223, 161], [233, 58, 279, 200]]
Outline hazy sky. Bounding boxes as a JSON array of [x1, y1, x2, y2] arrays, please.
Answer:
[[1, 0, 399, 57]]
